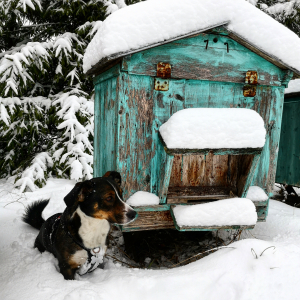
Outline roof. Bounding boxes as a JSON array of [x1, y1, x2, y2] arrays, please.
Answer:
[[83, 0, 300, 78]]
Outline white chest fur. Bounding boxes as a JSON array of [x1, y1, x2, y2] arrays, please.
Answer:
[[76, 207, 110, 249]]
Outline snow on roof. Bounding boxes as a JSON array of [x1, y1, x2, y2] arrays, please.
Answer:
[[172, 198, 257, 227], [83, 0, 300, 76], [285, 79, 300, 94], [159, 108, 266, 149]]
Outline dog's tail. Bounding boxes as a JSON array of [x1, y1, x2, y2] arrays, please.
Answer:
[[22, 200, 49, 230]]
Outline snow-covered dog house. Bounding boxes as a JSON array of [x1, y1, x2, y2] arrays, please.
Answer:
[[83, 0, 300, 231]]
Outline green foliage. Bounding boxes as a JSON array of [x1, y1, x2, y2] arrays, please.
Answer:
[[0, 0, 133, 191], [256, 0, 300, 37]]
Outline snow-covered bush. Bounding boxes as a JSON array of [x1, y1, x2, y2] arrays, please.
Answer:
[[0, 0, 130, 192]]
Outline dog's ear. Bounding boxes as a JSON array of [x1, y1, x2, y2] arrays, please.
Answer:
[[103, 171, 122, 187], [64, 180, 94, 207]]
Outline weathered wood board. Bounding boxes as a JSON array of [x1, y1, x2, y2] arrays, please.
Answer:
[[276, 95, 300, 186], [93, 27, 290, 231], [122, 200, 268, 232]]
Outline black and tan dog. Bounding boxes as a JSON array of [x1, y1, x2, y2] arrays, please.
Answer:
[[22, 171, 136, 280]]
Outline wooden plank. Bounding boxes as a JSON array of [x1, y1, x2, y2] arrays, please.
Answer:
[[122, 210, 175, 231], [133, 205, 170, 212], [163, 147, 263, 156], [240, 154, 261, 198], [256, 205, 268, 222], [276, 96, 300, 186], [117, 74, 154, 198], [167, 186, 232, 203], [94, 77, 119, 177], [158, 154, 174, 204], [93, 63, 121, 85], [150, 79, 185, 196], [122, 32, 288, 86]]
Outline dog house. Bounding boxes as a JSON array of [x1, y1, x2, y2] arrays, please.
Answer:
[[83, 0, 300, 231], [276, 79, 300, 186]]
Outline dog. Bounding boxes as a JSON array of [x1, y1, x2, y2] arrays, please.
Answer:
[[22, 171, 137, 280]]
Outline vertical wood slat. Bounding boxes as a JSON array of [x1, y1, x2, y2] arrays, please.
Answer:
[[158, 154, 174, 204], [240, 154, 261, 198], [117, 74, 154, 198]]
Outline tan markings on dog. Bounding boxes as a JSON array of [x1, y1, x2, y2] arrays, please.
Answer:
[[94, 203, 98, 209], [70, 249, 88, 268], [103, 171, 112, 177], [92, 209, 115, 220], [78, 193, 85, 202]]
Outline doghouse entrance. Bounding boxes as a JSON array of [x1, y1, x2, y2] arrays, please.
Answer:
[[166, 152, 255, 204]]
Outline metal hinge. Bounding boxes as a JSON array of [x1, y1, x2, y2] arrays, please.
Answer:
[[155, 78, 169, 91], [155, 62, 171, 91], [243, 71, 258, 97], [157, 62, 171, 78]]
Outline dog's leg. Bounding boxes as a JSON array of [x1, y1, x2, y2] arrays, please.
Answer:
[[34, 234, 46, 253], [59, 261, 77, 280]]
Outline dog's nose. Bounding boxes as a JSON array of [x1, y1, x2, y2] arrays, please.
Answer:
[[126, 210, 137, 220]]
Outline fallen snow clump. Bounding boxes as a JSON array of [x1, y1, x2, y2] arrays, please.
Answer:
[[126, 191, 160, 206]]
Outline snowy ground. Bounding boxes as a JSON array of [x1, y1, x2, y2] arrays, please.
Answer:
[[1, 178, 300, 300]]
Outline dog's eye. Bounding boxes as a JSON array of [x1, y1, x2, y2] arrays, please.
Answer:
[[106, 196, 113, 201]]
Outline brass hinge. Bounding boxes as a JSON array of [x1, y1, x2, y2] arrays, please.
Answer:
[[244, 71, 258, 97]]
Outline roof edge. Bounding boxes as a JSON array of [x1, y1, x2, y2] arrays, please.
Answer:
[[85, 22, 229, 77], [85, 23, 300, 79], [225, 27, 300, 78]]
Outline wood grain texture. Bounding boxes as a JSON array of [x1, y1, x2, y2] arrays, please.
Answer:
[[122, 32, 287, 86], [117, 74, 154, 198], [276, 95, 300, 186], [122, 210, 175, 231]]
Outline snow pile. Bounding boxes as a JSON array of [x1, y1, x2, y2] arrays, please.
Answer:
[[83, 0, 300, 75], [173, 198, 257, 227], [159, 108, 266, 149], [246, 186, 269, 202], [126, 191, 160, 206], [285, 79, 300, 94], [2, 179, 300, 300]]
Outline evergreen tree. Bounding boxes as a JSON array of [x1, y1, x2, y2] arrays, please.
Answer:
[[254, 0, 300, 37], [0, 0, 130, 192]]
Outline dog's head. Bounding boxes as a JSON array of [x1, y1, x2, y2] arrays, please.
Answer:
[[64, 171, 137, 225]]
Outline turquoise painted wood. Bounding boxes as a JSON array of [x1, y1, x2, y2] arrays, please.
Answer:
[[276, 94, 300, 186], [93, 27, 293, 231]]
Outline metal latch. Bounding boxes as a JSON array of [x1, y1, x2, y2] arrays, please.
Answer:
[[243, 71, 258, 97], [155, 78, 169, 91]]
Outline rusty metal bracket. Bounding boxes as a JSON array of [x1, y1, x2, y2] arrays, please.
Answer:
[[157, 62, 171, 78], [243, 85, 257, 97], [245, 71, 258, 84], [244, 71, 258, 97], [155, 78, 169, 91]]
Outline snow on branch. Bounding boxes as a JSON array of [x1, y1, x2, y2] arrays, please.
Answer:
[[14, 152, 53, 193], [16, 0, 42, 12], [0, 42, 51, 96]]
